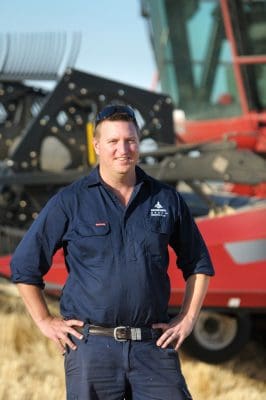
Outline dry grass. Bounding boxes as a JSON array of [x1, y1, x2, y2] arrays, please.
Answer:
[[0, 278, 265, 400], [0, 280, 65, 400]]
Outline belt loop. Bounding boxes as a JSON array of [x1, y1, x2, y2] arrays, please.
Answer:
[[83, 323, 90, 343], [130, 328, 142, 340], [151, 328, 162, 341]]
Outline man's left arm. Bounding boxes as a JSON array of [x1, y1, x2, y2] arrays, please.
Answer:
[[153, 273, 210, 350]]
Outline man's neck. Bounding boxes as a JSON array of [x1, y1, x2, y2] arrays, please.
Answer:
[[99, 168, 136, 206], [99, 167, 136, 190]]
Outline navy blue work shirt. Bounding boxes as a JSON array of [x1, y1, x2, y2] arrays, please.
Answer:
[[11, 166, 214, 327]]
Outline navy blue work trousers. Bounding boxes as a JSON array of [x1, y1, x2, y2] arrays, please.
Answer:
[[64, 332, 192, 400]]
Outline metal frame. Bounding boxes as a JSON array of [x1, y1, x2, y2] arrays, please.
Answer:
[[220, 0, 266, 114]]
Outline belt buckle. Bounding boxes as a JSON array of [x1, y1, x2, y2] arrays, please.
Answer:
[[114, 326, 128, 342]]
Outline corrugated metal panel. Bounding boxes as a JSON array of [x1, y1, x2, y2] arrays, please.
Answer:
[[0, 32, 81, 81]]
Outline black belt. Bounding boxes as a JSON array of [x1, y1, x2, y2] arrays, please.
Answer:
[[79, 324, 162, 342]]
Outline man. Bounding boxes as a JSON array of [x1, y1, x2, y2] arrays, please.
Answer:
[[11, 104, 214, 399]]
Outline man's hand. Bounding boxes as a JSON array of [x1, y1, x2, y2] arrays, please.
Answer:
[[152, 313, 195, 351], [37, 316, 84, 354], [153, 274, 211, 351], [16, 283, 84, 354]]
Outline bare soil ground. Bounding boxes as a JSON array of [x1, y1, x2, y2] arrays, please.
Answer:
[[0, 279, 265, 400]]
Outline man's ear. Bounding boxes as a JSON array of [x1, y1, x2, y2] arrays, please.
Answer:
[[93, 137, 100, 155]]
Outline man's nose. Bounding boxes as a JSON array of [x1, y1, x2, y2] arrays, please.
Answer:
[[117, 140, 128, 153]]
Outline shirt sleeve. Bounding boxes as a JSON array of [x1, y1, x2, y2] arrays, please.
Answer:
[[169, 193, 215, 281], [10, 192, 68, 289]]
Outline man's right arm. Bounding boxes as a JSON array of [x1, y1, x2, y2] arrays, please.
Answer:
[[12, 193, 84, 353], [17, 283, 84, 354]]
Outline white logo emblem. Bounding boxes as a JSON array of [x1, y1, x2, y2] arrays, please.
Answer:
[[150, 201, 168, 217]]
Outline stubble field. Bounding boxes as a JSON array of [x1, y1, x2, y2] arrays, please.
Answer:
[[0, 279, 265, 400]]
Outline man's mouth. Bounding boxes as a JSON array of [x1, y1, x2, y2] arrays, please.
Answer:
[[116, 157, 131, 161]]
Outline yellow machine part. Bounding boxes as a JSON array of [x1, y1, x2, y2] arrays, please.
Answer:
[[86, 122, 96, 165]]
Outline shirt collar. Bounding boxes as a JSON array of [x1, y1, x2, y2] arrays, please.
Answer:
[[84, 165, 150, 188], [135, 165, 150, 184], [84, 167, 101, 187]]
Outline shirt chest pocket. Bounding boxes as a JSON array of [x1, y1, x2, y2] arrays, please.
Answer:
[[71, 221, 112, 263], [146, 218, 172, 257]]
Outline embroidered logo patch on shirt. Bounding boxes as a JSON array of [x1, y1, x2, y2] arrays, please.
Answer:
[[95, 222, 107, 226], [150, 201, 168, 217]]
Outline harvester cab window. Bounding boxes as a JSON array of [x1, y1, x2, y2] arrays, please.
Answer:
[[142, 0, 266, 118]]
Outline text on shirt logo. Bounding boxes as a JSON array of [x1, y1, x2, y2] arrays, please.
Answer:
[[150, 201, 168, 217]]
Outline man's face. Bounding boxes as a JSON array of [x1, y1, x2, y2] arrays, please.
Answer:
[[93, 120, 140, 177]]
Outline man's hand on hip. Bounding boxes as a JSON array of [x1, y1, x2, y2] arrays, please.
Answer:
[[37, 316, 84, 354], [152, 314, 195, 351]]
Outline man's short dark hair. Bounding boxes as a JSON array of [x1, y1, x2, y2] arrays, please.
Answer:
[[94, 105, 140, 136]]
